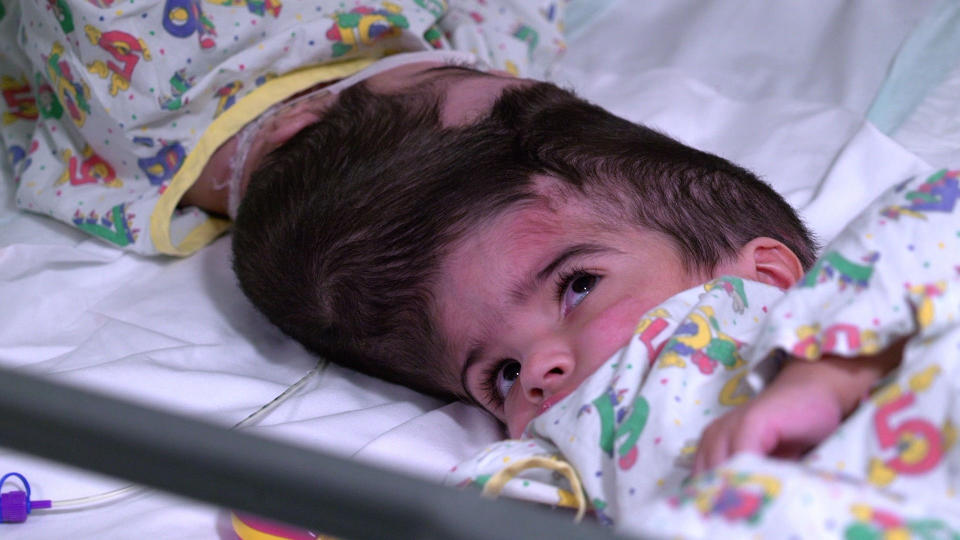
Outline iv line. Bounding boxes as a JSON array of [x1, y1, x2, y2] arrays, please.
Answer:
[[33, 360, 326, 511]]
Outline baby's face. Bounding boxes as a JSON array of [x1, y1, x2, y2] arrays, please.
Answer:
[[433, 177, 706, 437]]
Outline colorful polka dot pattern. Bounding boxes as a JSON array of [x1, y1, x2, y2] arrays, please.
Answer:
[[0, 0, 567, 254]]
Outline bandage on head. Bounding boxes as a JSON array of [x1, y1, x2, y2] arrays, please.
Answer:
[[224, 50, 486, 218]]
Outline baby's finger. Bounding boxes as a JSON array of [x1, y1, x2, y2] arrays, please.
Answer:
[[731, 422, 764, 456], [692, 431, 711, 475], [731, 410, 778, 458], [699, 424, 731, 473], [693, 441, 707, 475]]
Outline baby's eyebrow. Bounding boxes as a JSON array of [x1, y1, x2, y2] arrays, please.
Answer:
[[508, 244, 615, 305]]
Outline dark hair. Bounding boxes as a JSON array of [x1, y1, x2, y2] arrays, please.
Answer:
[[232, 80, 817, 400]]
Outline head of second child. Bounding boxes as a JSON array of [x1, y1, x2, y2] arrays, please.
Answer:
[[232, 77, 817, 437]]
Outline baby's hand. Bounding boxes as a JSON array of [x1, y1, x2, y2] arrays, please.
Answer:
[[693, 343, 905, 474], [692, 370, 842, 474]]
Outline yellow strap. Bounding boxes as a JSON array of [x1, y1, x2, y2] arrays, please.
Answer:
[[230, 513, 291, 540], [150, 57, 378, 256], [230, 512, 340, 540], [481, 456, 588, 522]]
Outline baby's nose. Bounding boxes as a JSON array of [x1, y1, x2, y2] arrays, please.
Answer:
[[520, 346, 575, 402]]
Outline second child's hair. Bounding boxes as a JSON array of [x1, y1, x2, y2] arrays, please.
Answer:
[[233, 79, 817, 400]]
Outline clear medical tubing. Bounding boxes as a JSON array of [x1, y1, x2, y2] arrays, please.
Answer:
[[0, 366, 624, 540]]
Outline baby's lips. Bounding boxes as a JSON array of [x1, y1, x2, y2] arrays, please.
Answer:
[[515, 391, 573, 438], [536, 391, 571, 417]]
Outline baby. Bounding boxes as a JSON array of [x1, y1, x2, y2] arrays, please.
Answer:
[[234, 78, 960, 535], [443, 167, 960, 537], [229, 77, 865, 446], [232, 79, 818, 397], [435, 179, 900, 463]]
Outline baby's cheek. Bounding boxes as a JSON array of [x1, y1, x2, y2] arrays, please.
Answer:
[[583, 296, 657, 362]]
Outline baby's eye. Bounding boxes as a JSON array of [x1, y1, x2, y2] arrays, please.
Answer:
[[494, 360, 521, 400], [558, 272, 599, 315]]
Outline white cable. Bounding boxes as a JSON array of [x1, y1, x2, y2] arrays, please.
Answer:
[[231, 360, 325, 430], [40, 485, 143, 509], [34, 359, 326, 512]]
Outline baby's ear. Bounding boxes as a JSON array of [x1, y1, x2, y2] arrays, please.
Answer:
[[724, 237, 804, 290]]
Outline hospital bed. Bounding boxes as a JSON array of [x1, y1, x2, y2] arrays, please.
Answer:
[[1, 1, 957, 537]]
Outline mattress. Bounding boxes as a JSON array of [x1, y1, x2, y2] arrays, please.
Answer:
[[0, 1, 948, 537]]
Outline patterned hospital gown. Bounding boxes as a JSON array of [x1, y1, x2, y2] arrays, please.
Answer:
[[447, 168, 960, 539], [0, 0, 567, 255]]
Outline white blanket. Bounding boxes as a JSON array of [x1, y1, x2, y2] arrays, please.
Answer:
[[0, 1, 945, 537]]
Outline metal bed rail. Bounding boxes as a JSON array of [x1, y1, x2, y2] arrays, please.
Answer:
[[0, 365, 625, 539]]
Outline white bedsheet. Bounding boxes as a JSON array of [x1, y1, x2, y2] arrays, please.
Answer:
[[0, 1, 943, 538]]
